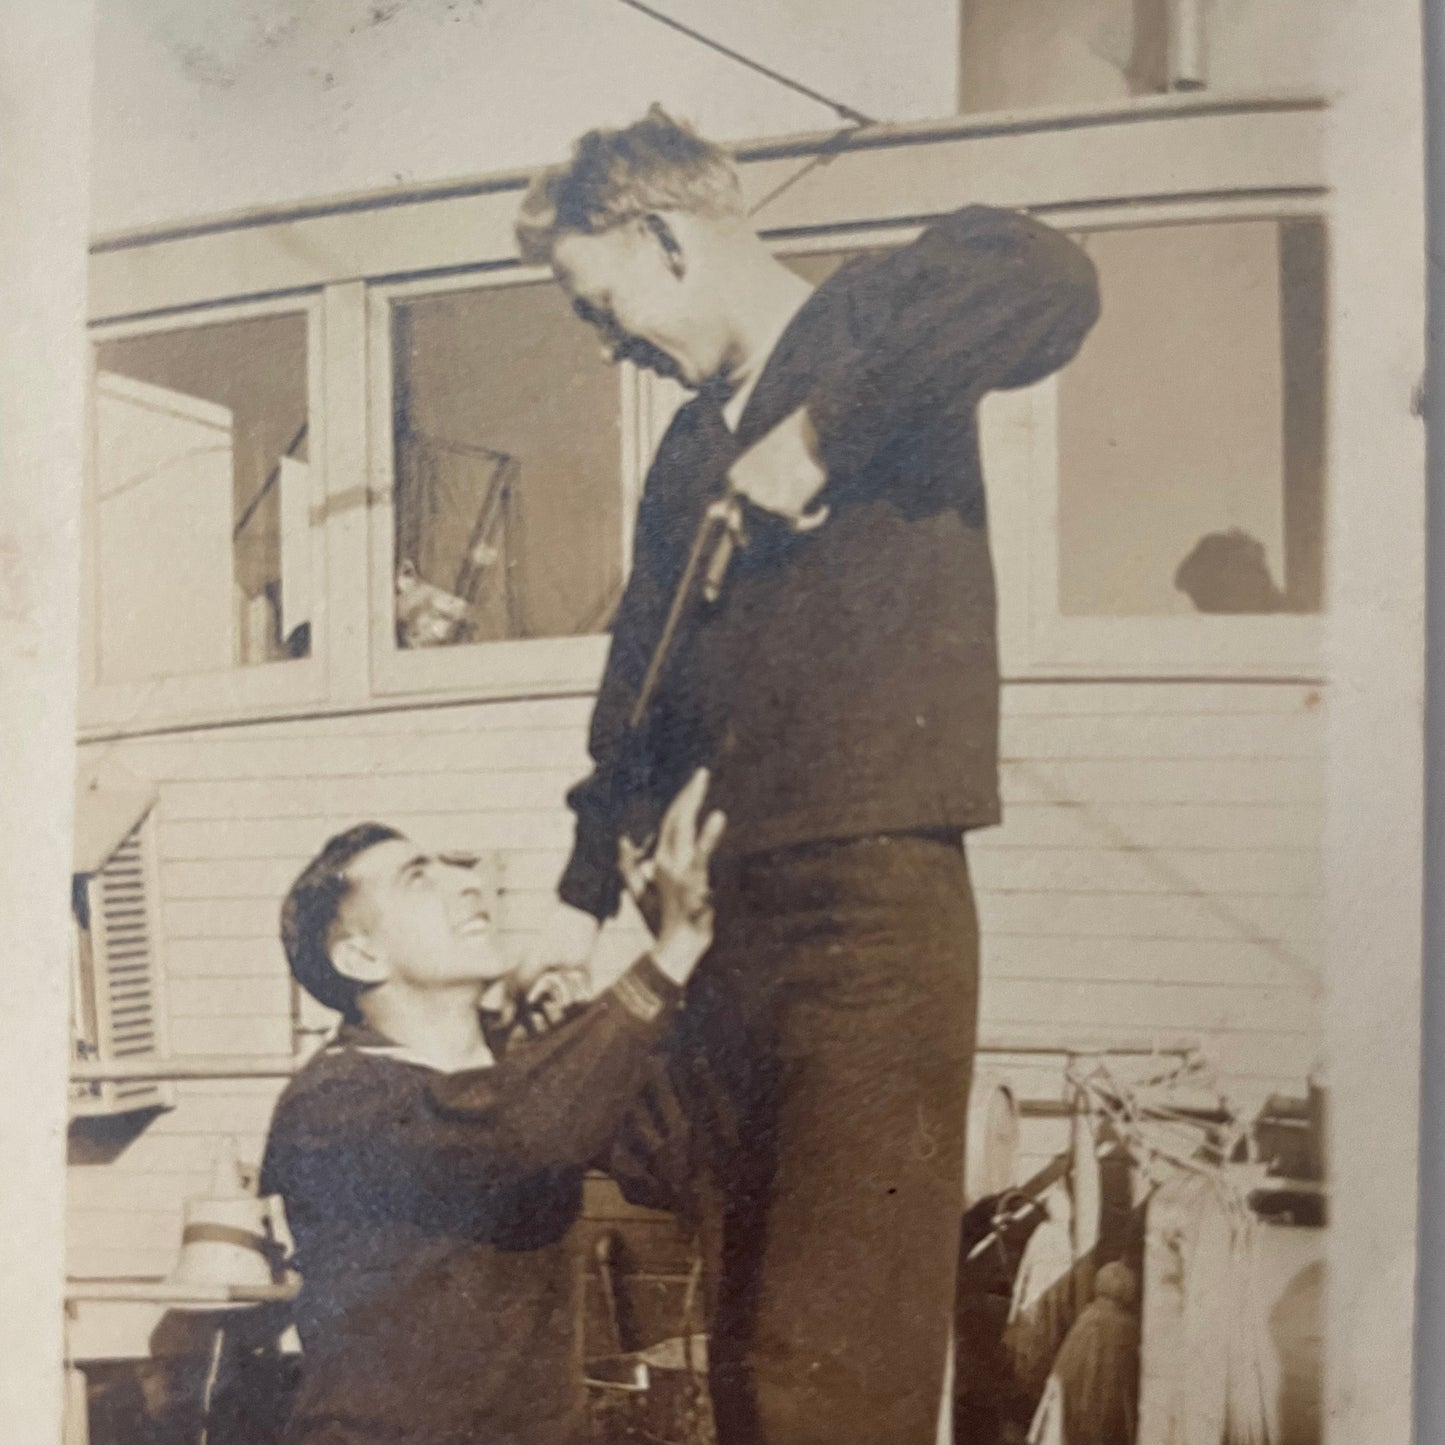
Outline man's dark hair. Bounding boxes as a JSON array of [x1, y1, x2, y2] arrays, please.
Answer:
[[281, 823, 404, 1023], [515, 104, 743, 264]]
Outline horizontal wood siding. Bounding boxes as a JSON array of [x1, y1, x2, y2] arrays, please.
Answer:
[[69, 679, 1323, 1278]]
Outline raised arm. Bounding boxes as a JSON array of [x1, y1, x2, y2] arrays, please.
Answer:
[[262, 956, 685, 1226], [422, 957, 681, 1175], [428, 769, 724, 1178], [727, 207, 1100, 523], [266, 775, 723, 1221], [807, 205, 1100, 476]]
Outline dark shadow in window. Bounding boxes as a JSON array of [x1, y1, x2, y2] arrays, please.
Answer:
[[1173, 528, 1288, 613]]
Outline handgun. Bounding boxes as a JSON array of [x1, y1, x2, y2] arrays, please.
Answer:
[[628, 489, 747, 731]]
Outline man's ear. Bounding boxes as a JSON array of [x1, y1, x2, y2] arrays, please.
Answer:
[[642, 212, 686, 279], [331, 932, 389, 988]]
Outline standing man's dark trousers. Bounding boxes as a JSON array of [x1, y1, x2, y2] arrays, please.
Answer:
[[668, 832, 979, 1445]]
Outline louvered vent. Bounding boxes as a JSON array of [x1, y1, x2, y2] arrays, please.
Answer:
[[71, 812, 173, 1116]]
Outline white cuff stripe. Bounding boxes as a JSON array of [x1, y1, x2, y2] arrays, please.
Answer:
[[613, 970, 665, 1024]]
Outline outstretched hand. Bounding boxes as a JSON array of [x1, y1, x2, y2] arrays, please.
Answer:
[[619, 768, 726, 983]]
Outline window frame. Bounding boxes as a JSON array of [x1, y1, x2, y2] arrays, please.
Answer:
[[1000, 376, 1325, 679], [983, 201, 1327, 680], [79, 292, 328, 730], [361, 200, 1328, 702], [364, 265, 647, 702], [78, 100, 1332, 732]]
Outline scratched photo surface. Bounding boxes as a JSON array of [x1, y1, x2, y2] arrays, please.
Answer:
[[26, 2, 1427, 1444]]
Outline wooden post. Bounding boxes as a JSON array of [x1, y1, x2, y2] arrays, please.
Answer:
[[63, 1362, 89, 1445]]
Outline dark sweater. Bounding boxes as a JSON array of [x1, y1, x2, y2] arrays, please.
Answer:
[[559, 206, 1100, 921], [259, 958, 679, 1445]]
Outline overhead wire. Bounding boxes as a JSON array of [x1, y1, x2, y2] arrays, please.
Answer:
[[608, 0, 883, 220], [745, 124, 867, 220], [611, 0, 876, 126]]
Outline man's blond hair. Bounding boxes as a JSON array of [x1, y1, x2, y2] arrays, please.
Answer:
[[515, 105, 744, 265]]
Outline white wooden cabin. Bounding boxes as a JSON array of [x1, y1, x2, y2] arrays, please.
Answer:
[[57, 1, 1427, 1439]]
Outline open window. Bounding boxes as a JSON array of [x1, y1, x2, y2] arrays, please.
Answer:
[[370, 272, 643, 699], [979, 212, 1326, 677], [1057, 218, 1324, 619], [81, 298, 325, 727]]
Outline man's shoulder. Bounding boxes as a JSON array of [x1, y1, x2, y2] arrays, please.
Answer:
[[816, 204, 1038, 299], [261, 1043, 386, 1194], [270, 1039, 406, 1134]]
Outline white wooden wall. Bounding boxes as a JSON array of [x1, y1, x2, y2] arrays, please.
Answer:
[[68, 677, 1323, 1278]]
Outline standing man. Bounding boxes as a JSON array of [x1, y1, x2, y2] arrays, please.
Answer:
[[516, 107, 1099, 1445]]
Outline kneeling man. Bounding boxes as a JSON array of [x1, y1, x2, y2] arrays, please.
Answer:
[[261, 770, 723, 1445]]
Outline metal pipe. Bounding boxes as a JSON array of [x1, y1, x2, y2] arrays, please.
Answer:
[[68, 1034, 1198, 1085], [1167, 0, 1207, 91], [70, 1055, 301, 1083], [975, 1034, 1199, 1057]]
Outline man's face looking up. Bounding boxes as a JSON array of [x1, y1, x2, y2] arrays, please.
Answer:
[[338, 839, 508, 992], [551, 217, 729, 391]]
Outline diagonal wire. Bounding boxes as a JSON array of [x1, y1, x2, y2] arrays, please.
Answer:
[[1009, 757, 1323, 989], [747, 121, 869, 218], [612, 0, 876, 126]]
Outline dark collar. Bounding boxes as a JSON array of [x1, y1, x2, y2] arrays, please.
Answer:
[[330, 1017, 395, 1050]]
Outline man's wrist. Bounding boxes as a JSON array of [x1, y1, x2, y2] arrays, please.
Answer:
[[648, 925, 709, 985], [611, 953, 684, 1024], [728, 406, 827, 522]]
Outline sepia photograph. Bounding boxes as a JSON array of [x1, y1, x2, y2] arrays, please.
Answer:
[[0, 0, 1431, 1442]]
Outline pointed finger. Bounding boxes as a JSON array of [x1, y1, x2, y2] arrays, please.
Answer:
[[660, 767, 710, 862], [694, 809, 727, 867], [619, 836, 649, 902]]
